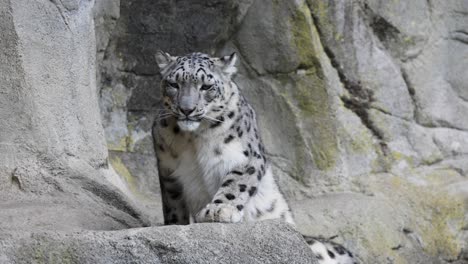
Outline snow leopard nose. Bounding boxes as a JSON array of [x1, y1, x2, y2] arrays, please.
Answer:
[[179, 106, 196, 117]]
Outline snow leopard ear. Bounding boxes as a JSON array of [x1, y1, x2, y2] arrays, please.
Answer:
[[155, 50, 175, 72], [219, 52, 238, 77]]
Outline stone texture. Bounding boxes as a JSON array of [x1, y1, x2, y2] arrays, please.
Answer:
[[1, 0, 468, 263], [0, 0, 316, 263], [0, 221, 316, 264], [0, 0, 149, 232], [95, 0, 468, 262]]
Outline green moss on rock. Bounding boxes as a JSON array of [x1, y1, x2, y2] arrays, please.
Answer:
[[109, 154, 138, 194], [276, 70, 338, 171], [390, 175, 465, 259], [290, 3, 319, 69]]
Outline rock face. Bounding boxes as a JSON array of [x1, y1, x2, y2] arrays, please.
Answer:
[[1, 0, 467, 263], [95, 0, 468, 262], [0, 0, 316, 263], [1, 221, 315, 264], [0, 0, 150, 232]]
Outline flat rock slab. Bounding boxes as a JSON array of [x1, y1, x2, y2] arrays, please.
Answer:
[[0, 220, 316, 264]]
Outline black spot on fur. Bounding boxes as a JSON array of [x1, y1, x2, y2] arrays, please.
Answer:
[[236, 205, 244, 211], [260, 165, 265, 172], [334, 245, 347, 255], [231, 170, 243, 175], [239, 184, 247, 192], [160, 119, 168, 127], [224, 135, 234, 144], [228, 111, 235, 119], [257, 172, 262, 180], [316, 254, 324, 260], [214, 199, 223, 204], [161, 176, 176, 183], [214, 147, 222, 155], [238, 130, 244, 138], [168, 189, 182, 200], [327, 250, 335, 259], [266, 200, 276, 212], [243, 150, 249, 157], [246, 166, 256, 175], [210, 115, 225, 128], [248, 186, 257, 196], [205, 209, 210, 216], [225, 193, 235, 200], [222, 179, 234, 187], [170, 214, 178, 224], [256, 208, 263, 217]]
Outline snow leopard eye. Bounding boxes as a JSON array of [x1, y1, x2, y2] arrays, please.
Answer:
[[200, 84, 213, 91], [167, 82, 179, 89]]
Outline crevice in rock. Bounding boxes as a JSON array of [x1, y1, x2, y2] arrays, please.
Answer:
[[103, 212, 133, 229], [400, 69, 418, 121], [368, 15, 400, 48], [426, 0, 433, 15], [361, 2, 426, 62], [420, 120, 468, 133], [50, 0, 71, 31], [451, 30, 468, 45], [308, 6, 388, 155], [391, 244, 403, 250], [80, 179, 149, 227], [369, 106, 412, 122], [11, 173, 22, 190], [117, 69, 158, 77]]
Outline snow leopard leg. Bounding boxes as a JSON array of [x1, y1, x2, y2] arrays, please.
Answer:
[[158, 166, 189, 225], [195, 163, 262, 223], [303, 235, 358, 264]]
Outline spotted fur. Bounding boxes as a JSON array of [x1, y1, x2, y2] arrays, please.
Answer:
[[153, 51, 357, 264]]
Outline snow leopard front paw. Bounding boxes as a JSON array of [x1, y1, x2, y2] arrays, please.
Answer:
[[195, 203, 243, 223]]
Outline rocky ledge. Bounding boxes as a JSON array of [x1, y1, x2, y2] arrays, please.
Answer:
[[0, 221, 316, 264]]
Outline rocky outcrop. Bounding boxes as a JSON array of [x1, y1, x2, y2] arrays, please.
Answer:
[[1, 221, 314, 264], [0, 0, 148, 231], [0, 0, 316, 263], [0, 0, 467, 263], [95, 0, 468, 263]]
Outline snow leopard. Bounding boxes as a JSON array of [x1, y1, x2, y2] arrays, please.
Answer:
[[152, 51, 357, 264]]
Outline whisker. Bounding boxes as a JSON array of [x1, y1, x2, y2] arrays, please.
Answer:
[[203, 116, 224, 123], [155, 113, 174, 121]]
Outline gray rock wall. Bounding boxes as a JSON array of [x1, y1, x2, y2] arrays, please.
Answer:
[[0, 0, 316, 263], [95, 0, 468, 263], [0, 0, 467, 263], [0, 0, 149, 232]]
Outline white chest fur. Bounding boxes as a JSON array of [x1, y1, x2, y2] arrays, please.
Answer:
[[171, 134, 248, 214]]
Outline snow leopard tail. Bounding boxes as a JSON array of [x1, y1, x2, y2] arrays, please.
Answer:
[[303, 235, 358, 264]]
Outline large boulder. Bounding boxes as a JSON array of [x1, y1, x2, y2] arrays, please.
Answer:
[[0, 221, 315, 264], [0, 0, 149, 232]]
